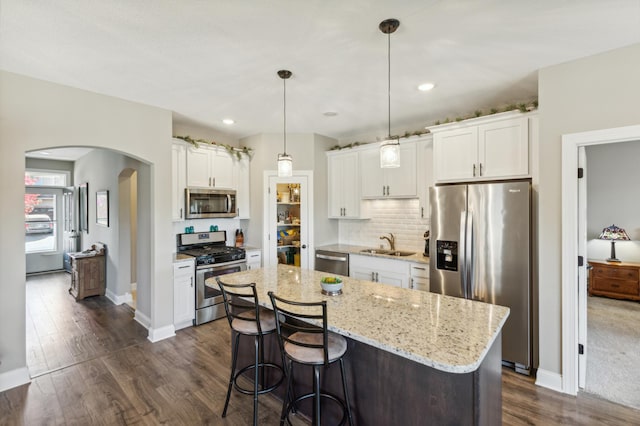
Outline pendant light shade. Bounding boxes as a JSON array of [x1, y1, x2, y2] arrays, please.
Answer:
[[379, 18, 401, 169], [277, 69, 293, 177]]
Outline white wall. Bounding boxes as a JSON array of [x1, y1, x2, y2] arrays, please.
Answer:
[[0, 71, 174, 386], [172, 119, 239, 147], [586, 141, 640, 262], [537, 43, 640, 376], [241, 132, 339, 249]]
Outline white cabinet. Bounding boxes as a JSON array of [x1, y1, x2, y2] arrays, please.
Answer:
[[173, 259, 195, 330], [416, 136, 434, 220], [361, 142, 417, 198], [171, 141, 187, 221], [349, 254, 410, 288], [432, 113, 529, 183], [245, 248, 262, 270], [236, 156, 250, 219], [409, 262, 430, 292], [186, 145, 235, 189], [327, 151, 366, 219]]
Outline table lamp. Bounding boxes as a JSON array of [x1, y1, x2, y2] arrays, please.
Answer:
[[598, 224, 630, 263]]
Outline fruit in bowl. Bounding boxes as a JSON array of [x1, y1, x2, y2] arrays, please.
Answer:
[[320, 276, 343, 292]]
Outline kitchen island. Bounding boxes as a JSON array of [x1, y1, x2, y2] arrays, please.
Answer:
[[208, 265, 509, 425]]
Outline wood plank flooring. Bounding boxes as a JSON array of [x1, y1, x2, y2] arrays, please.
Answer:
[[2, 272, 640, 425]]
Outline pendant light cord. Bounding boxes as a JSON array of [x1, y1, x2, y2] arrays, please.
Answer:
[[387, 31, 391, 140], [283, 76, 287, 155]]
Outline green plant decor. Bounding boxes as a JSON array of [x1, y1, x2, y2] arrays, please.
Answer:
[[174, 135, 253, 160]]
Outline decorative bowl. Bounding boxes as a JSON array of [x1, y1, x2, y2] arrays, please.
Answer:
[[320, 276, 343, 293]]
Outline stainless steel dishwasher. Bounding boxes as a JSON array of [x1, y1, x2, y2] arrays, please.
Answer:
[[315, 249, 349, 276]]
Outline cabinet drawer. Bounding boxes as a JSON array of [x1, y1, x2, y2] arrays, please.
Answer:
[[592, 278, 639, 295], [410, 264, 429, 278], [592, 266, 638, 281]]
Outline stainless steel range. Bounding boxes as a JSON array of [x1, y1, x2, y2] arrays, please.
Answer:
[[176, 231, 246, 325]]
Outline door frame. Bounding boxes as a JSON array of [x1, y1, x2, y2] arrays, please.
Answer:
[[561, 124, 640, 395], [263, 170, 314, 269]]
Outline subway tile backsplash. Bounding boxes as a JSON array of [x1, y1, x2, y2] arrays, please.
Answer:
[[338, 199, 429, 252]]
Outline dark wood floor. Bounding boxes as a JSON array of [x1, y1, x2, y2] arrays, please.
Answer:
[[2, 272, 640, 425]]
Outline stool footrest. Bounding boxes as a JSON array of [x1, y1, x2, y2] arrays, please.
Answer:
[[233, 362, 284, 396], [284, 391, 349, 426]]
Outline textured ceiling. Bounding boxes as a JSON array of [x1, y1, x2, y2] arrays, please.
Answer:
[[1, 1, 639, 142]]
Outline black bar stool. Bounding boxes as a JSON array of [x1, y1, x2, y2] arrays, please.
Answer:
[[217, 278, 284, 426], [268, 291, 354, 426]]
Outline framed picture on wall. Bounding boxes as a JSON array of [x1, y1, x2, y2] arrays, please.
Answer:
[[96, 190, 109, 227], [78, 182, 88, 233]]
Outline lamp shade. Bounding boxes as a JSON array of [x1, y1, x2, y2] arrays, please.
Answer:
[[277, 153, 292, 177], [380, 140, 400, 168], [598, 224, 630, 262], [598, 224, 630, 241]]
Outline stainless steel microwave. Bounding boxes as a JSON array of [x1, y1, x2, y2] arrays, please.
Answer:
[[185, 187, 237, 219]]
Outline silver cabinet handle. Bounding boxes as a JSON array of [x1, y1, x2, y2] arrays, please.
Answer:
[[180, 208, 183, 219], [479, 163, 483, 176], [473, 164, 476, 177], [178, 264, 190, 269], [413, 266, 426, 271], [386, 186, 390, 196], [421, 207, 424, 218], [410, 277, 414, 289], [382, 186, 385, 196], [375, 272, 379, 282], [371, 272, 375, 281], [190, 277, 193, 287], [209, 177, 211, 186], [316, 254, 348, 262], [212, 177, 216, 187]]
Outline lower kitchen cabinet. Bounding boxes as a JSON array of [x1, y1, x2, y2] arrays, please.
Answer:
[[589, 260, 640, 301], [174, 259, 195, 330], [245, 248, 262, 270], [349, 254, 410, 288], [409, 262, 430, 291]]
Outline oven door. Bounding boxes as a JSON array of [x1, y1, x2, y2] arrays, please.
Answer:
[[196, 260, 247, 309]]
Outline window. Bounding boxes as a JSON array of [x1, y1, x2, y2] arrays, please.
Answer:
[[25, 192, 57, 253], [25, 170, 69, 187]]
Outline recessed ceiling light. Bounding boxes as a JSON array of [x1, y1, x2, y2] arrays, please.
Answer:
[[323, 111, 338, 117], [418, 82, 435, 92], [222, 118, 235, 125]]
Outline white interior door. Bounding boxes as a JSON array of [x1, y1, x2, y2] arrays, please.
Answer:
[[578, 146, 588, 388], [264, 172, 313, 269]]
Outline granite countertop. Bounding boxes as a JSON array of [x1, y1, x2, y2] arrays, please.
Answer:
[[316, 243, 429, 265], [209, 265, 509, 374], [173, 253, 195, 263]]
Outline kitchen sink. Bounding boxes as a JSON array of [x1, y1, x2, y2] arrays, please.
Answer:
[[360, 248, 391, 255], [386, 251, 415, 257]]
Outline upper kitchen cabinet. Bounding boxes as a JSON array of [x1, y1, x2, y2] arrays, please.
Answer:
[[360, 141, 417, 198], [186, 144, 235, 189], [327, 151, 368, 219], [171, 140, 188, 221], [431, 112, 531, 183], [415, 136, 433, 220]]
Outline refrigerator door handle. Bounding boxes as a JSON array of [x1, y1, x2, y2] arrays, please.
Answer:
[[460, 210, 468, 298], [466, 211, 474, 299]]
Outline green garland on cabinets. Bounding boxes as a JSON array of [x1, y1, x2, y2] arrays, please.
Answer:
[[174, 135, 253, 160]]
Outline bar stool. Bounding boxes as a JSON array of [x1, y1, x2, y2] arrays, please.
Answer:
[[217, 278, 284, 426], [268, 291, 354, 426]]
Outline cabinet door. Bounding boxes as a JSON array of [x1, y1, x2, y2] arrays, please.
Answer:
[[478, 117, 528, 179], [328, 152, 360, 218], [174, 262, 195, 330], [385, 142, 417, 197], [246, 249, 261, 270], [411, 276, 429, 291], [360, 149, 385, 198], [236, 157, 250, 219], [171, 143, 187, 221], [434, 127, 478, 182], [350, 266, 376, 282], [212, 150, 235, 188], [416, 137, 433, 220], [186, 147, 211, 187], [377, 270, 407, 288], [327, 154, 344, 218]]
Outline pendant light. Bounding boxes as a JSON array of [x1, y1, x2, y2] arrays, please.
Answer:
[[277, 69, 293, 177], [379, 18, 401, 168]]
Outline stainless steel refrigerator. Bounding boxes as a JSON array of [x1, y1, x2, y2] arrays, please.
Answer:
[[429, 180, 531, 374]]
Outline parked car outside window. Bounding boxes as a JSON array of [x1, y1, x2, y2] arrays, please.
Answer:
[[25, 214, 54, 234]]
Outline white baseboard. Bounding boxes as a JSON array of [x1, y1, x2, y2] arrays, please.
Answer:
[[0, 367, 31, 393], [134, 310, 151, 329], [105, 289, 133, 306], [147, 325, 176, 343], [535, 368, 563, 393]]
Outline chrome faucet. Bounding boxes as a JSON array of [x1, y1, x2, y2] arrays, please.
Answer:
[[380, 233, 395, 251]]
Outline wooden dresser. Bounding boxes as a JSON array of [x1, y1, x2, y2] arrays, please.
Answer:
[[69, 250, 106, 301], [588, 260, 640, 301]]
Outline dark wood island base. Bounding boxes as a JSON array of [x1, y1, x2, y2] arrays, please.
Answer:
[[236, 331, 502, 425]]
